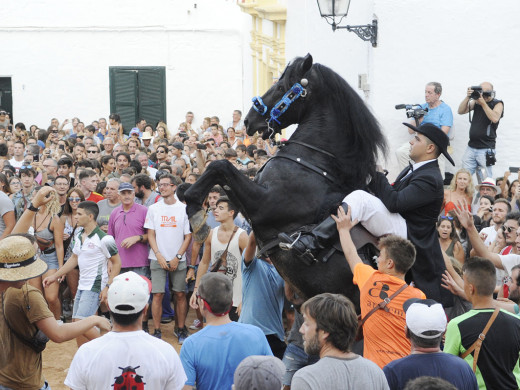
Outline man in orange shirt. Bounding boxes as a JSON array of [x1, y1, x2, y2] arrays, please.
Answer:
[[332, 206, 426, 368]]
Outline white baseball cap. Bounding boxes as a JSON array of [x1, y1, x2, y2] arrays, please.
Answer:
[[108, 271, 151, 315], [404, 298, 447, 339]]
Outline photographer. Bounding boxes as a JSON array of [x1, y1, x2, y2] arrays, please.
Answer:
[[396, 82, 453, 175], [458, 82, 504, 183]]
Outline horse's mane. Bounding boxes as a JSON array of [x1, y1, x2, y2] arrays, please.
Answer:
[[283, 57, 388, 187]]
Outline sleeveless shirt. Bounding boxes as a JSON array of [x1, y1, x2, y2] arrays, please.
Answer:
[[211, 226, 245, 306]]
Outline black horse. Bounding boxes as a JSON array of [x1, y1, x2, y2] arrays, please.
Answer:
[[185, 54, 387, 304]]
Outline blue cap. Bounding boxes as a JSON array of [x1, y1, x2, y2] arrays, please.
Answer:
[[118, 182, 134, 192], [37, 140, 46, 149], [129, 128, 140, 136]]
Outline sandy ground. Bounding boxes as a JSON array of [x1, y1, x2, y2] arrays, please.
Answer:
[[42, 311, 197, 389]]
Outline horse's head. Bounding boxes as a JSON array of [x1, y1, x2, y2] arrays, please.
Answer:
[[245, 54, 314, 139]]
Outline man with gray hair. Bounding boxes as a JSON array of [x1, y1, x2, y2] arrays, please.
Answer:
[[395, 81, 453, 174], [383, 298, 478, 390], [96, 178, 121, 232]]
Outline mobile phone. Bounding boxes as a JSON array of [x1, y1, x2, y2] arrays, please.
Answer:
[[197, 144, 207, 150], [59, 145, 65, 151], [509, 167, 519, 173], [33, 154, 39, 162]]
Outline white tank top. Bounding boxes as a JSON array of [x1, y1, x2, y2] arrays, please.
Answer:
[[211, 225, 244, 306]]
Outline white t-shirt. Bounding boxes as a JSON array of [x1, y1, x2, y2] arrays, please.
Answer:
[[65, 330, 187, 390], [144, 200, 190, 261], [499, 253, 520, 276], [73, 226, 118, 292]]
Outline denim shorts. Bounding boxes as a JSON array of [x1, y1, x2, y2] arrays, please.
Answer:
[[72, 289, 100, 319], [40, 250, 59, 270], [282, 343, 320, 386]]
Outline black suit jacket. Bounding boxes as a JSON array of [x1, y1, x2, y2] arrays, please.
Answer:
[[369, 160, 453, 306]]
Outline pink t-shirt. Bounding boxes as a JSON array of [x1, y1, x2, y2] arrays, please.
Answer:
[[107, 203, 149, 268]]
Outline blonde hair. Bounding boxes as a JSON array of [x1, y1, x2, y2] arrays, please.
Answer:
[[449, 168, 474, 198]]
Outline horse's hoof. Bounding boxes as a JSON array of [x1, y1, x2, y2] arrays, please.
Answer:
[[193, 223, 210, 243]]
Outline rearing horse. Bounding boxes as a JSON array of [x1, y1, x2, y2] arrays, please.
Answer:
[[185, 54, 387, 303]]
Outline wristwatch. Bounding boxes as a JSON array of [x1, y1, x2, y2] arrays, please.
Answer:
[[188, 265, 196, 270], [139, 235, 144, 242], [176, 254, 183, 260], [28, 203, 39, 212]]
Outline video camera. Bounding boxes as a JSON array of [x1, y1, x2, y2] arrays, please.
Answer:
[[395, 104, 429, 120]]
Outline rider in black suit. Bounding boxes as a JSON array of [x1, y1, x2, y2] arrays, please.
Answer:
[[280, 123, 454, 306]]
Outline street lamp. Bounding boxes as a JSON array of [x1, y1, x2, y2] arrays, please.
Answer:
[[316, 0, 378, 47]]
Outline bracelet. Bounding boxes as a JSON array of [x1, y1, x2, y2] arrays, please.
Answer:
[[27, 203, 39, 212], [188, 265, 196, 270], [139, 235, 143, 242]]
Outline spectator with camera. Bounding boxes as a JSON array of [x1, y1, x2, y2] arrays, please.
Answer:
[[396, 82, 453, 174], [458, 82, 504, 183]]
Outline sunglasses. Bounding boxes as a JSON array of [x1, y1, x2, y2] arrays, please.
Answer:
[[440, 216, 453, 220], [502, 225, 515, 233], [51, 130, 59, 134], [20, 165, 32, 170], [87, 150, 97, 154], [68, 197, 82, 202]]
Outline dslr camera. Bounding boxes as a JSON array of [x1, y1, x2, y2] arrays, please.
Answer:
[[470, 86, 483, 99], [395, 104, 429, 120]]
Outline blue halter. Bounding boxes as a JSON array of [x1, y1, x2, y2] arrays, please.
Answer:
[[252, 82, 307, 132]]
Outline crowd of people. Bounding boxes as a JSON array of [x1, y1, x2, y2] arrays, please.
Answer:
[[0, 80, 518, 390]]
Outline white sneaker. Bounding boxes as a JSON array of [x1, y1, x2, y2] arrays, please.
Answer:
[[189, 319, 202, 330]]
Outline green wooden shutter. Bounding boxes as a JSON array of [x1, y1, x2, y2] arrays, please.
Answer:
[[109, 68, 138, 135], [137, 67, 166, 127]]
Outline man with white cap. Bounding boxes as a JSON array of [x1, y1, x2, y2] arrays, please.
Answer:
[[383, 298, 478, 390], [65, 271, 187, 389]]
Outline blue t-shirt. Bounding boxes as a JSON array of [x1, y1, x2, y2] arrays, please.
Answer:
[[239, 257, 285, 341], [180, 322, 272, 390], [383, 352, 478, 390], [421, 101, 453, 132]]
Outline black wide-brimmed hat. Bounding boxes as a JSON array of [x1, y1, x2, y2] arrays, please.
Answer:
[[403, 122, 455, 166]]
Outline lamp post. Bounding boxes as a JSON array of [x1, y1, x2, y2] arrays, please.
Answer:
[[316, 0, 378, 47]]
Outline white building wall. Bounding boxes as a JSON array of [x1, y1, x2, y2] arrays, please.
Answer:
[[285, 0, 520, 181], [2, 0, 248, 129]]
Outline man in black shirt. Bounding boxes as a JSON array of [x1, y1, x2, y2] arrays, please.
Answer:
[[458, 82, 504, 183]]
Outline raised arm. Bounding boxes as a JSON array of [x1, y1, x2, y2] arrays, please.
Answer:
[[331, 206, 363, 272]]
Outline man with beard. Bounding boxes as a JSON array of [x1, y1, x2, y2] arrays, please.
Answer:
[[478, 198, 510, 246], [291, 293, 389, 390], [132, 173, 159, 208]]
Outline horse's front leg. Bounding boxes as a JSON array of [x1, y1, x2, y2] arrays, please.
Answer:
[[185, 160, 267, 242]]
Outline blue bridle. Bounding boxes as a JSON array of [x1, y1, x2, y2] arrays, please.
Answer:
[[252, 81, 308, 136]]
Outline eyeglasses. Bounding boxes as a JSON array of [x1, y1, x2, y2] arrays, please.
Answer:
[[158, 183, 174, 188], [440, 216, 453, 221], [502, 225, 515, 233], [68, 197, 82, 202]]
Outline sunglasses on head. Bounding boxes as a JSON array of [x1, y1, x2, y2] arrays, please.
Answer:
[[440, 216, 453, 221], [20, 165, 32, 170]]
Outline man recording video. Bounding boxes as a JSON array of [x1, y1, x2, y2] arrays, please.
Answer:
[[458, 82, 504, 183], [396, 82, 453, 175]]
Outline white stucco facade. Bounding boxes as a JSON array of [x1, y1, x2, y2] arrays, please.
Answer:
[[282, 0, 520, 180], [2, 0, 248, 129]]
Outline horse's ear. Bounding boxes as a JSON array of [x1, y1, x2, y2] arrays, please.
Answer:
[[300, 53, 313, 75]]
